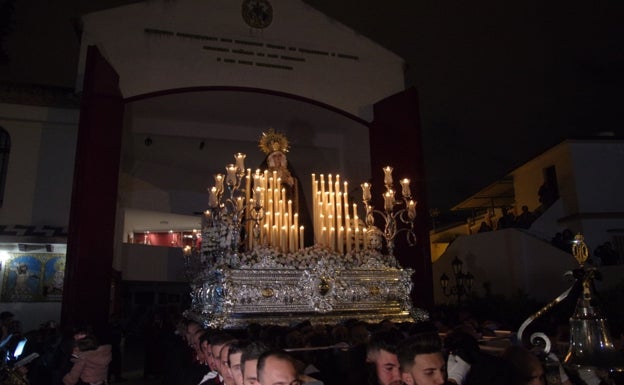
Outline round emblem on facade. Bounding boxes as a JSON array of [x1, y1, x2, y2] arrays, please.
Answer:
[[242, 0, 273, 29]]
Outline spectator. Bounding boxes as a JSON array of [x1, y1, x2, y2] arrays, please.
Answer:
[[62, 335, 112, 385], [477, 222, 492, 233], [538, 181, 557, 209], [515, 206, 536, 229], [595, 241, 619, 266]]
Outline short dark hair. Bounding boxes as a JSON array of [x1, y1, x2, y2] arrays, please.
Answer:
[[209, 331, 235, 347], [75, 335, 99, 352], [397, 332, 443, 370], [241, 341, 270, 376], [199, 330, 212, 347], [229, 339, 250, 359], [367, 329, 404, 356], [257, 350, 298, 382]]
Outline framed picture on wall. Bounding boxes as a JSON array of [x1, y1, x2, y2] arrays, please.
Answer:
[[1, 253, 66, 302]]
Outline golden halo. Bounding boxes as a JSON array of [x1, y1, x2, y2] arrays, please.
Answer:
[[259, 128, 289, 155]]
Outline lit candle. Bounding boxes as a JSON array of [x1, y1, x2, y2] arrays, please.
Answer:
[[294, 213, 299, 250], [214, 174, 224, 193], [266, 209, 272, 242], [400, 178, 411, 198], [384, 190, 395, 212], [317, 202, 323, 244], [226, 164, 237, 185], [330, 227, 335, 251], [272, 225, 278, 249], [234, 153, 246, 172], [289, 225, 295, 252], [281, 190, 286, 213], [329, 192, 336, 227], [245, 168, 252, 206], [209, 187, 218, 207], [299, 226, 304, 250], [338, 226, 344, 254], [346, 227, 352, 253], [383, 166, 393, 186], [236, 197, 244, 211], [334, 175, 341, 196], [361, 183, 371, 201], [254, 187, 263, 205], [408, 200, 418, 220]]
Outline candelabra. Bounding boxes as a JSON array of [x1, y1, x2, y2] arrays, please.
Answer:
[[204, 153, 249, 258], [439, 256, 474, 305], [360, 166, 417, 257]]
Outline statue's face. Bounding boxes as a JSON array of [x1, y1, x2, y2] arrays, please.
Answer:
[[268, 151, 286, 168], [370, 232, 382, 249]]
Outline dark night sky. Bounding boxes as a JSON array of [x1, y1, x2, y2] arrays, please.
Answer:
[[1, 0, 623, 217]]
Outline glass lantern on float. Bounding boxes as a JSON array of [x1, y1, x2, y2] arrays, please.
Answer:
[[516, 234, 624, 384]]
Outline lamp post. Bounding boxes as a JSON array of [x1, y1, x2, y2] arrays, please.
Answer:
[[440, 256, 474, 305]]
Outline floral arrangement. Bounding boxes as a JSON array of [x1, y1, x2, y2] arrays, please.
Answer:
[[217, 244, 399, 271]]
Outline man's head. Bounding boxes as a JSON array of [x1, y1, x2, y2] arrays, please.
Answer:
[[199, 332, 213, 368], [228, 340, 250, 385], [503, 346, 546, 385], [220, 341, 236, 385], [397, 332, 446, 385], [209, 331, 235, 375], [192, 328, 206, 360], [241, 341, 269, 385], [366, 330, 404, 385], [185, 321, 202, 344], [257, 350, 300, 385]]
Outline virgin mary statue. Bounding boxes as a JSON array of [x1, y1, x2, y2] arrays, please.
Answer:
[[259, 129, 313, 247]]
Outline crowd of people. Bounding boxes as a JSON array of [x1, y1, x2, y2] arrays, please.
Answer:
[[0, 311, 121, 385], [2, 307, 623, 385], [148, 311, 623, 385], [476, 205, 539, 234]]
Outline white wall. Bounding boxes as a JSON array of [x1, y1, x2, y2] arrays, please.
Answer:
[[432, 229, 579, 303], [121, 243, 186, 282], [0, 103, 78, 226], [77, 0, 405, 120]]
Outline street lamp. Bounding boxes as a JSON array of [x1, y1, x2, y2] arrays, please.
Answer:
[[440, 256, 474, 304]]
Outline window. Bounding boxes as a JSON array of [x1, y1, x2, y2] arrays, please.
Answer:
[[0, 128, 10, 206]]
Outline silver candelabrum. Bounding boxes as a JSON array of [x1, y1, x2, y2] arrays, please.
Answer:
[[361, 166, 417, 257], [203, 154, 251, 258]]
